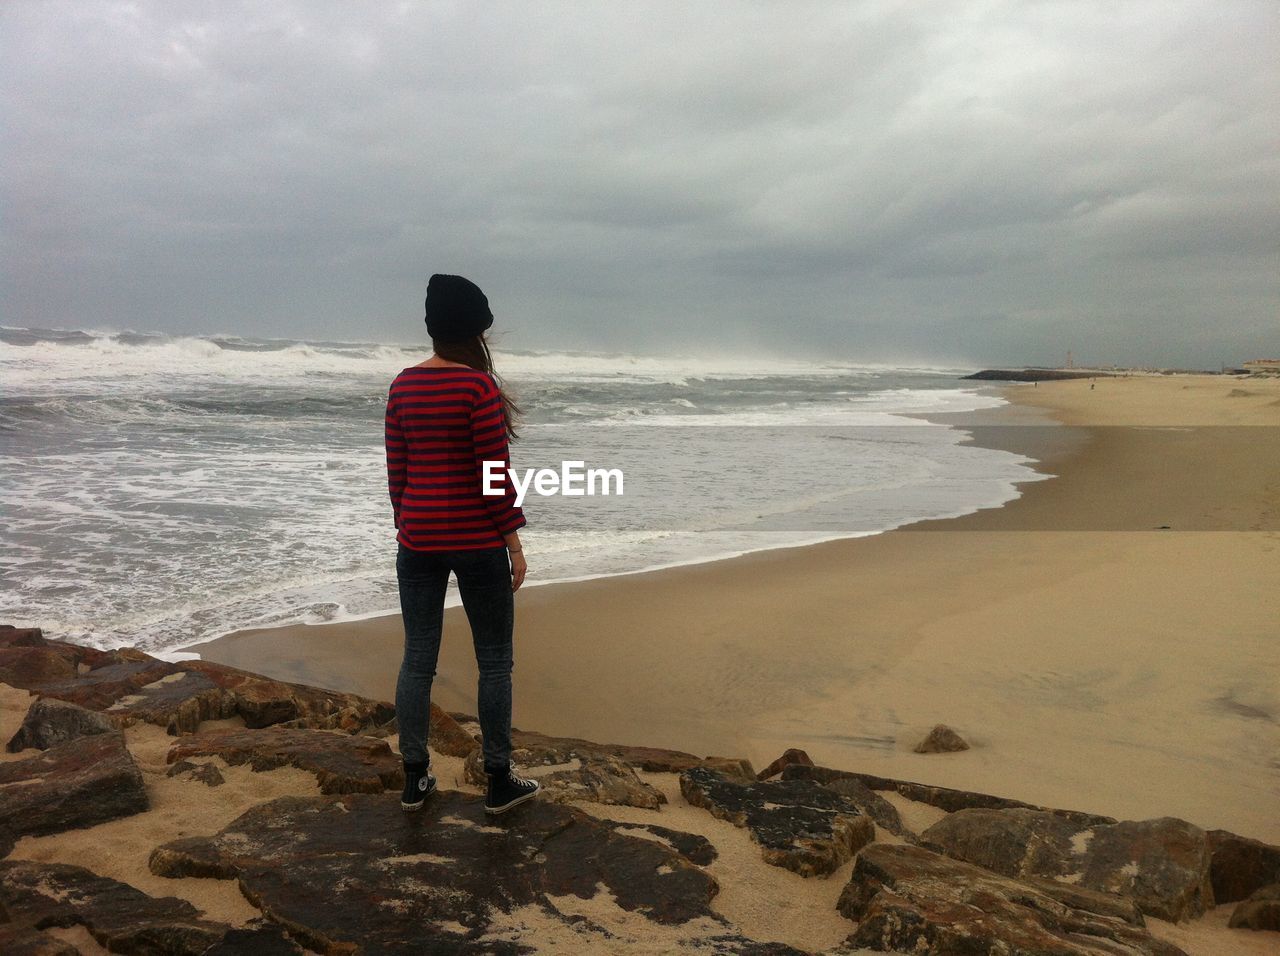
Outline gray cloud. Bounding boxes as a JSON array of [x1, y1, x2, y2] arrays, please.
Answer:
[[3, 0, 1277, 367]]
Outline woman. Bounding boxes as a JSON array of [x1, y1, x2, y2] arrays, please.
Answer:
[[385, 273, 540, 815]]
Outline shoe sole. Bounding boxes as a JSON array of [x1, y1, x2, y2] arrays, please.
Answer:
[[401, 782, 437, 812], [484, 787, 539, 815]]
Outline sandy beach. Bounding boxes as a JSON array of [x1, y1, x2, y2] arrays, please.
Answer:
[[196, 373, 1280, 844]]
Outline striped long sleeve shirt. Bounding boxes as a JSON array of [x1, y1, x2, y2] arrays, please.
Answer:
[[385, 366, 526, 551]]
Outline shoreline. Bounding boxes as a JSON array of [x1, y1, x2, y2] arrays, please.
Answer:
[[181, 381, 1055, 647], [194, 373, 1280, 842]]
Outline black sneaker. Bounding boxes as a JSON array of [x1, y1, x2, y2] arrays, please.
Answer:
[[484, 762, 540, 814], [401, 765, 437, 812]]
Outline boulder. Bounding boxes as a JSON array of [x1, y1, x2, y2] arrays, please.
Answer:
[[782, 763, 1115, 825], [150, 790, 725, 953], [1206, 829, 1280, 903], [1228, 883, 1280, 932], [0, 860, 303, 954], [680, 766, 874, 877], [913, 723, 970, 753], [167, 726, 403, 794], [756, 748, 814, 781], [921, 808, 1214, 922], [5, 697, 117, 752], [839, 843, 1188, 955], [463, 745, 665, 809], [0, 732, 147, 838]]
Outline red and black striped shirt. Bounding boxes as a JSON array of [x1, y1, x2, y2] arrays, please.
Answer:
[[385, 366, 526, 551]]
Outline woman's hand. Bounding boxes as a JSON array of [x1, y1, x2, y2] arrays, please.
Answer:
[[508, 549, 527, 592]]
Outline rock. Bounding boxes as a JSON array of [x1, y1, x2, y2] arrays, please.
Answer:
[[0, 925, 81, 955], [425, 703, 479, 757], [0, 732, 148, 838], [0, 645, 82, 689], [839, 843, 1188, 955], [1, 630, 398, 739], [0, 625, 48, 647], [6, 697, 117, 752], [680, 766, 874, 877], [913, 723, 970, 753], [107, 669, 236, 735], [1228, 883, 1280, 931], [166, 759, 226, 787], [921, 808, 1214, 922], [202, 921, 307, 954], [0, 860, 300, 954], [702, 756, 755, 781], [33, 653, 180, 712], [150, 790, 724, 953], [821, 775, 911, 839], [167, 726, 403, 794], [502, 725, 703, 773], [756, 748, 814, 781], [1206, 829, 1280, 903], [598, 819, 719, 866], [183, 660, 396, 734], [782, 763, 1116, 825], [463, 746, 665, 809]]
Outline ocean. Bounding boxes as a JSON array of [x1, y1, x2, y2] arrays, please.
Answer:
[[0, 327, 1049, 656]]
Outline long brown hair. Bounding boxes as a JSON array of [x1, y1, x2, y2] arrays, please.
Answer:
[[432, 333, 521, 441]]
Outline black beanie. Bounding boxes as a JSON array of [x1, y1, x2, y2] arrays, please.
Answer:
[[424, 274, 494, 342]]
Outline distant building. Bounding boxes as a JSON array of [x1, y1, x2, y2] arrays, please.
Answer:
[[1237, 359, 1280, 374]]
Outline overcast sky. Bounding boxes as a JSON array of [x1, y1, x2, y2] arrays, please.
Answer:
[[3, 1, 1277, 368]]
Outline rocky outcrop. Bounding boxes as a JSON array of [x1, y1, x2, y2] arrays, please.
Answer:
[[6, 697, 117, 752], [0, 860, 303, 954], [921, 808, 1214, 922], [150, 790, 726, 953], [1228, 883, 1280, 931], [839, 843, 1187, 955], [0, 732, 147, 838], [1206, 828, 1280, 903], [913, 723, 970, 753], [167, 726, 403, 794], [463, 741, 666, 809], [680, 766, 874, 877], [0, 628, 396, 740], [783, 763, 1116, 825]]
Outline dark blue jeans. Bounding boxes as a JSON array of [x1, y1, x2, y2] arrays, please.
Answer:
[[395, 543, 513, 775]]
